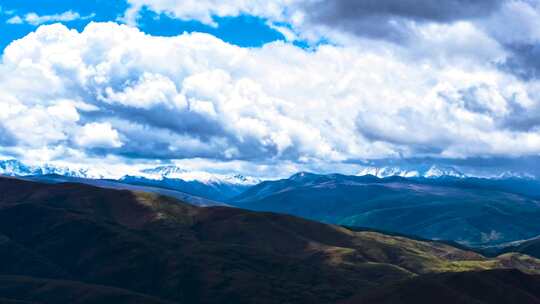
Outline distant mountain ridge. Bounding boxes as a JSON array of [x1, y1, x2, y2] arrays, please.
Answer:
[[3, 158, 540, 208], [358, 165, 466, 178], [0, 160, 260, 185], [138, 165, 260, 185], [2, 159, 536, 184], [357, 164, 536, 179], [230, 172, 540, 247], [0, 159, 105, 179], [0, 160, 259, 200], [123, 165, 260, 200], [119, 175, 251, 201]]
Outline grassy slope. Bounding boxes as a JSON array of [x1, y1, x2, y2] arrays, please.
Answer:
[[496, 237, 540, 259], [1, 177, 540, 304], [232, 180, 540, 246]]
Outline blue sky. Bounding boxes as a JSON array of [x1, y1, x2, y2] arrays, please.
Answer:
[[0, 0, 289, 51], [0, 0, 125, 50], [1, 0, 540, 178]]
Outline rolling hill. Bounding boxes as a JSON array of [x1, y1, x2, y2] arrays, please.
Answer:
[[1, 177, 540, 303], [490, 236, 540, 259], [230, 173, 540, 247], [20, 174, 225, 207]]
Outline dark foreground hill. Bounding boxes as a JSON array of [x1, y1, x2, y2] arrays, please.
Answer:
[[0, 275, 174, 304], [21, 174, 225, 207], [341, 269, 540, 304], [1, 177, 540, 304], [231, 173, 540, 247]]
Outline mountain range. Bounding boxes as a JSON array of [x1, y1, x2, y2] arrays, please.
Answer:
[[2, 159, 536, 184], [357, 164, 536, 179], [0, 160, 259, 185], [2, 177, 540, 303], [230, 172, 540, 247], [0, 160, 258, 201], [3, 159, 540, 249], [0, 159, 106, 179]]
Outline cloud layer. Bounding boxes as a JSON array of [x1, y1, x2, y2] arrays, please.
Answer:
[[121, 0, 540, 78], [122, 0, 292, 26], [301, 0, 504, 41], [7, 10, 95, 26], [0, 20, 539, 172]]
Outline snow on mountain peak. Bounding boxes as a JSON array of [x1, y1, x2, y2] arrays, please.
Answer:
[[424, 165, 465, 178], [140, 165, 188, 178], [1, 159, 536, 184], [496, 171, 536, 180], [0, 159, 107, 179], [357, 165, 465, 179], [132, 165, 260, 185], [356, 166, 420, 178], [0, 159, 32, 176], [0, 160, 261, 185]]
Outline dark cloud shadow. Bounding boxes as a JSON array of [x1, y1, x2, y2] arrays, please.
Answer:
[[0, 124, 16, 147], [303, 0, 503, 42], [500, 43, 540, 80]]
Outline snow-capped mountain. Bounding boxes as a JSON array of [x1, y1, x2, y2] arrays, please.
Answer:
[[1, 159, 535, 187], [141, 165, 188, 177], [0, 160, 260, 186], [0, 159, 35, 176], [357, 166, 421, 178], [138, 165, 260, 185], [424, 166, 466, 178], [356, 165, 539, 179], [495, 171, 536, 180], [357, 165, 465, 179], [120, 165, 261, 201], [0, 159, 106, 179]]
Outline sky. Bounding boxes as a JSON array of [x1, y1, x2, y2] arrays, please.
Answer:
[[0, 0, 540, 178]]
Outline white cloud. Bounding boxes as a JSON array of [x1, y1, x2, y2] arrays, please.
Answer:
[[119, 0, 540, 58], [6, 16, 23, 24], [122, 0, 294, 26], [76, 122, 123, 148], [6, 10, 95, 26], [482, 0, 540, 45], [102, 72, 186, 110], [0, 22, 539, 172]]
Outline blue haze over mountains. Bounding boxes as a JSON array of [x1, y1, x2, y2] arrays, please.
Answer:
[[2, 159, 540, 248]]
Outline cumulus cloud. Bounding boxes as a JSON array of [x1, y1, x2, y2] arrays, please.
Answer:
[[121, 0, 540, 81], [121, 0, 505, 42], [6, 10, 95, 26], [0, 22, 539, 171], [75, 122, 123, 149]]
